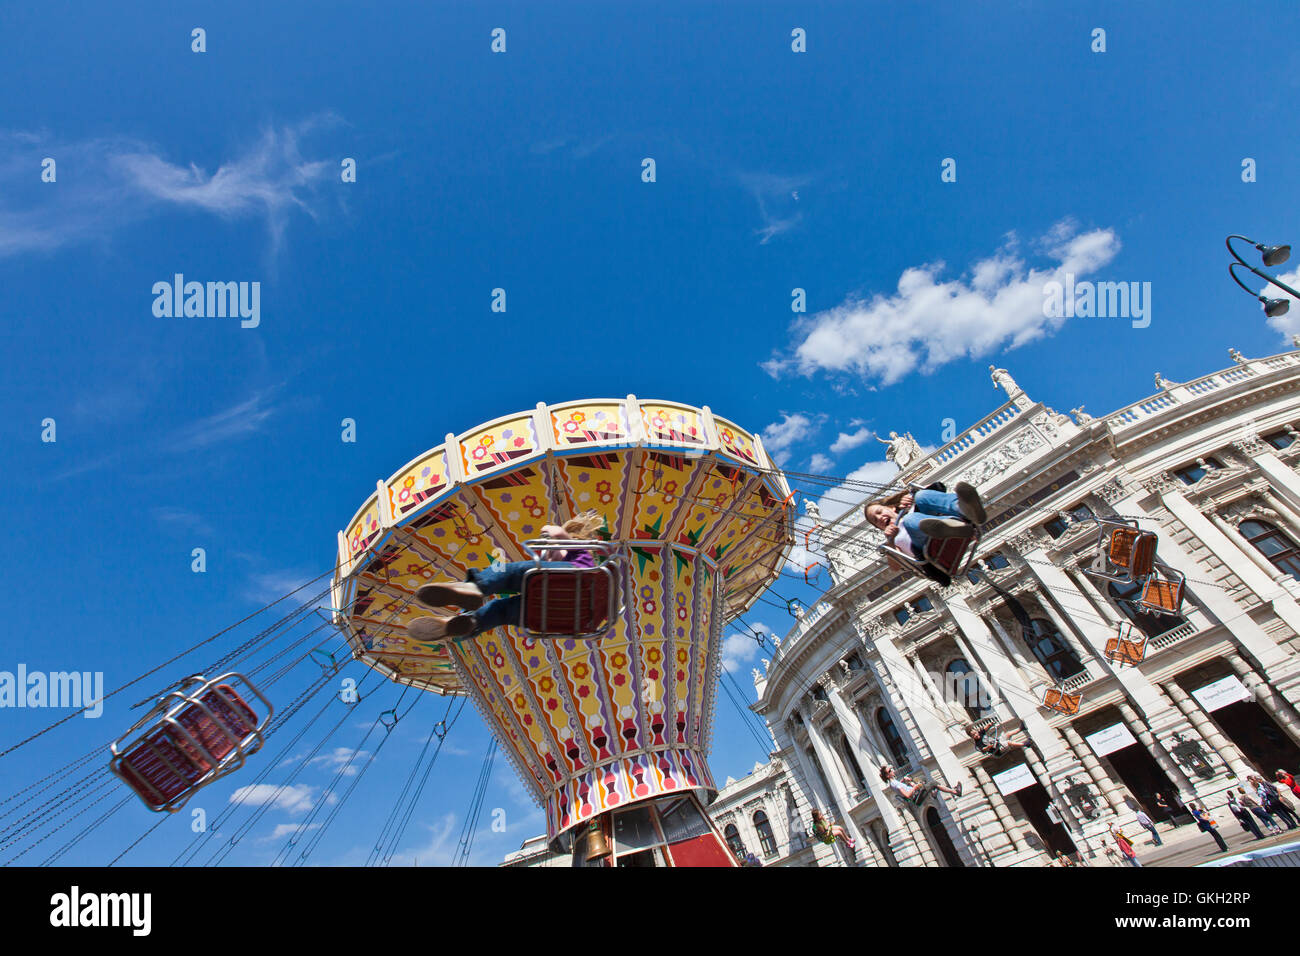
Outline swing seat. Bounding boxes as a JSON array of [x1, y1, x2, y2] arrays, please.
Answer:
[[519, 540, 621, 640], [1109, 527, 1157, 576], [110, 674, 272, 813], [1086, 519, 1157, 585], [1042, 686, 1082, 716], [879, 528, 980, 583], [1105, 634, 1148, 666], [924, 534, 980, 577], [1138, 565, 1184, 615]]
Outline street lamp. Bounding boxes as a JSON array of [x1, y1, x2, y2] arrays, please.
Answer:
[[1227, 234, 1298, 318]]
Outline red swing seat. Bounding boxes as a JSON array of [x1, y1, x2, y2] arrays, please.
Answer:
[[518, 540, 621, 640], [110, 674, 272, 813]]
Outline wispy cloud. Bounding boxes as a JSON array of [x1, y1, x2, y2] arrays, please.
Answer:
[[739, 171, 811, 245], [260, 822, 322, 843], [170, 390, 278, 452], [229, 783, 317, 815], [151, 506, 213, 537], [0, 116, 340, 261], [52, 387, 284, 482], [760, 412, 823, 465], [763, 220, 1121, 386]]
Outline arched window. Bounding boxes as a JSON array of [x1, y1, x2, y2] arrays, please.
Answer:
[[1239, 520, 1300, 582], [1108, 581, 1183, 637], [876, 708, 910, 766], [723, 823, 746, 856], [945, 658, 991, 720], [1025, 618, 1085, 680], [753, 810, 777, 856]]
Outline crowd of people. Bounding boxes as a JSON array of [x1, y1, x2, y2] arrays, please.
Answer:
[[1101, 769, 1300, 866]]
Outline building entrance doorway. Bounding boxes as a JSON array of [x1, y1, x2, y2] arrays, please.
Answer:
[[1104, 744, 1181, 822], [1210, 699, 1300, 774], [1009, 783, 1077, 858]]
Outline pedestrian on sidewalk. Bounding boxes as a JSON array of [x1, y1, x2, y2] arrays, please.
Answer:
[[1237, 786, 1284, 835], [1109, 824, 1142, 867], [1155, 791, 1184, 826], [1134, 807, 1162, 846], [1276, 769, 1300, 800], [1227, 791, 1265, 841], [1188, 803, 1230, 853], [1251, 775, 1300, 829]]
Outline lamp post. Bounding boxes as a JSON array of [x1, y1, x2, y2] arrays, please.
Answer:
[[1226, 234, 1297, 318]]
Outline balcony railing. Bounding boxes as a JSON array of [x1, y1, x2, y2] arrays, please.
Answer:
[[1148, 620, 1198, 652], [1105, 352, 1300, 435]]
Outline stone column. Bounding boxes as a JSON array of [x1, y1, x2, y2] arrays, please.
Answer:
[[909, 651, 967, 729], [1020, 546, 1168, 717], [943, 593, 1067, 758], [1067, 564, 1128, 627], [773, 726, 839, 866], [1114, 699, 1196, 795], [1250, 449, 1300, 521], [827, 683, 907, 837], [969, 764, 1024, 857], [802, 704, 869, 858], [861, 628, 966, 784], [947, 627, 1014, 724], [1225, 653, 1300, 746], [1059, 724, 1128, 813], [1152, 487, 1295, 669], [1021, 582, 1093, 665], [1159, 680, 1252, 778]]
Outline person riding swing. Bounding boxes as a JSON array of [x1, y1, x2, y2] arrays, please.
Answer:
[[865, 482, 987, 587], [406, 510, 605, 642], [880, 764, 963, 805]]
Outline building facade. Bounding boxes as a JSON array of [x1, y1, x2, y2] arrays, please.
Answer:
[[505, 345, 1300, 866], [753, 346, 1300, 866]]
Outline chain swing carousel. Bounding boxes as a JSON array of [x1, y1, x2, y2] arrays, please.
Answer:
[[332, 398, 794, 867]]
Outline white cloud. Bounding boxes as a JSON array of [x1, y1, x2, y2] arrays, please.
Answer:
[[0, 116, 339, 260], [829, 427, 875, 455], [1264, 268, 1300, 340], [760, 413, 820, 465], [262, 822, 322, 843], [763, 221, 1121, 386], [813, 458, 912, 523], [308, 747, 370, 777], [807, 453, 834, 473], [721, 632, 760, 675], [229, 783, 316, 815]]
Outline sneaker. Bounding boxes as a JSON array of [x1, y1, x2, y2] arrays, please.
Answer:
[[407, 614, 476, 643], [415, 581, 485, 612], [954, 482, 987, 524], [918, 517, 975, 539], [953, 782, 964, 797]]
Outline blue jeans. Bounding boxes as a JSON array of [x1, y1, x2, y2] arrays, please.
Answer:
[[462, 561, 574, 636], [900, 490, 966, 554]]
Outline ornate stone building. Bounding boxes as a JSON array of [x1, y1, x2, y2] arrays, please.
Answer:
[[505, 346, 1300, 866], [753, 347, 1300, 866]]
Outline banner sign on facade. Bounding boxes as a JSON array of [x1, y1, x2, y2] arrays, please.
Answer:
[[992, 763, 1036, 795], [1085, 722, 1138, 757], [1191, 675, 1252, 712]]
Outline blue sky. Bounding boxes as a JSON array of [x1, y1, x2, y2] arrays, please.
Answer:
[[2, 1, 1299, 866]]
